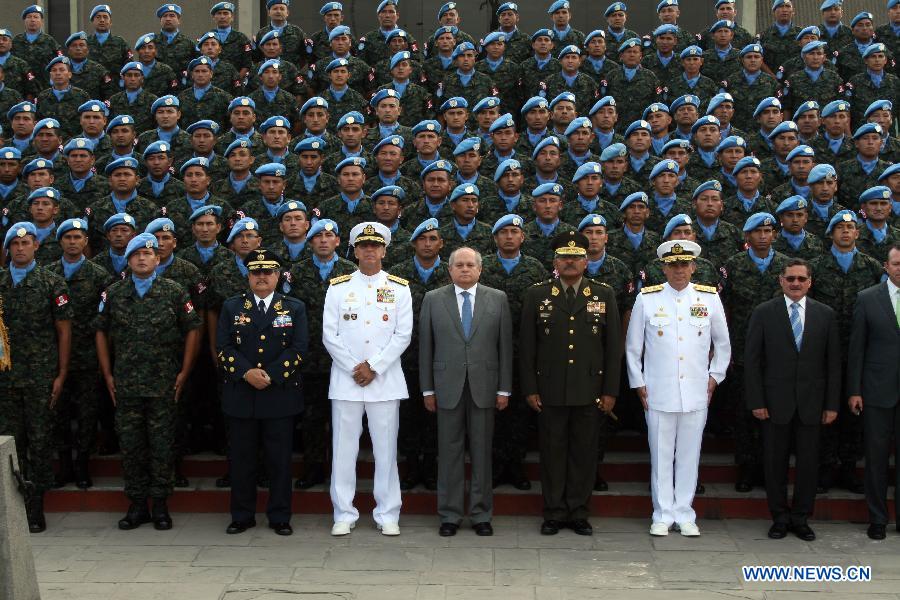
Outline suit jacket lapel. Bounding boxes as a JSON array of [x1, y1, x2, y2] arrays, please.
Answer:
[[875, 282, 898, 334], [468, 285, 486, 338], [778, 299, 799, 353], [442, 285, 466, 339]]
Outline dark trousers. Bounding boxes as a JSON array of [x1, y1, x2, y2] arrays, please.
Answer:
[[228, 415, 294, 523], [820, 365, 862, 471], [399, 368, 437, 461], [761, 414, 820, 526], [56, 370, 100, 455], [538, 404, 599, 521], [731, 365, 762, 468], [863, 404, 900, 525], [0, 386, 55, 493], [300, 373, 331, 464]]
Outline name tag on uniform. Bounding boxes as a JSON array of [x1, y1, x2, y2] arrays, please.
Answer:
[[273, 314, 293, 328], [376, 287, 395, 303], [587, 301, 606, 314], [689, 304, 708, 318]]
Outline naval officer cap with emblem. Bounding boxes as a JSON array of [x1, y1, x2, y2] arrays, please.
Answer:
[[350, 222, 392, 247], [657, 239, 701, 263]]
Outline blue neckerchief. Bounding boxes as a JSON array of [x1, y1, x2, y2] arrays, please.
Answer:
[[554, 25, 572, 40], [823, 22, 841, 37], [678, 171, 687, 184], [193, 83, 211, 101], [125, 88, 142, 103], [426, 197, 448, 217], [329, 85, 347, 101], [485, 56, 504, 72], [311, 253, 338, 281], [112, 190, 137, 213], [61, 255, 85, 280], [453, 217, 476, 239], [195, 241, 218, 263], [110, 249, 127, 273], [537, 219, 559, 236], [720, 124, 733, 138], [826, 133, 844, 155], [781, 228, 806, 250], [748, 247, 775, 272], [893, 199, 900, 216], [132, 272, 157, 298], [446, 130, 466, 146], [378, 170, 399, 186], [262, 86, 279, 102], [263, 197, 282, 217], [607, 27, 624, 41], [774, 22, 792, 37], [149, 173, 170, 197], [457, 172, 478, 185], [439, 54, 453, 69], [380, 27, 398, 39], [267, 148, 288, 163], [24, 31, 40, 43], [283, 238, 306, 260], [229, 172, 250, 193], [586, 251, 607, 276], [651, 134, 670, 155], [623, 226, 645, 249], [811, 199, 832, 220], [673, 128, 692, 140], [697, 219, 718, 241], [216, 26, 232, 43], [413, 255, 440, 283], [9, 260, 36, 286], [340, 192, 361, 213], [737, 190, 759, 212], [35, 223, 55, 243], [630, 152, 649, 174], [492, 148, 514, 163], [233, 126, 255, 139], [456, 68, 474, 86], [388, 220, 399, 234], [775, 159, 789, 175], [577, 194, 599, 213], [95, 30, 110, 45], [155, 253, 174, 275], [623, 65, 638, 81], [187, 192, 210, 213], [156, 125, 179, 142], [586, 55, 606, 73], [698, 147, 716, 167], [497, 250, 521, 274], [140, 59, 155, 78], [235, 254, 249, 277], [857, 154, 878, 175], [51, 86, 71, 101], [867, 69, 884, 87], [70, 59, 86, 74], [417, 155, 438, 169], [340, 145, 361, 159], [604, 180, 622, 197], [498, 190, 521, 213], [866, 220, 888, 243], [892, 22, 900, 35], [378, 122, 399, 138], [160, 30, 176, 44], [477, 130, 492, 146], [0, 53, 7, 66], [567, 149, 591, 166], [561, 70, 578, 86], [69, 170, 93, 193], [527, 128, 547, 146], [595, 129, 614, 149], [269, 22, 285, 34], [654, 193, 676, 217], [535, 172, 558, 185], [790, 180, 810, 197], [330, 51, 350, 60], [535, 56, 550, 70], [657, 51, 674, 67], [804, 66, 823, 81], [831, 244, 858, 273], [683, 72, 700, 88], [743, 69, 761, 84], [715, 46, 732, 60], [854, 39, 872, 54], [721, 168, 737, 187], [11, 136, 29, 151]]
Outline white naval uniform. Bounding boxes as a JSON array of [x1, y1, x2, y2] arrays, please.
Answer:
[[322, 269, 413, 526], [625, 282, 731, 526]]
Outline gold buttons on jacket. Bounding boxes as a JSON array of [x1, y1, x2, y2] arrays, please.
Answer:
[[260, 335, 266, 340], [283, 372, 290, 378], [284, 360, 290, 367]]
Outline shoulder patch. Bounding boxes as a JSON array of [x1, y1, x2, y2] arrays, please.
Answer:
[[641, 284, 665, 294], [386, 274, 409, 286], [694, 284, 718, 293], [329, 274, 353, 285]]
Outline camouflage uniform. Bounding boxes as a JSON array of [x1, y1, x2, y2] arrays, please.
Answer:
[[108, 89, 159, 135], [310, 55, 372, 93], [34, 235, 62, 265], [836, 157, 890, 208], [208, 253, 252, 311], [209, 59, 244, 95], [370, 58, 423, 89], [0, 54, 36, 97], [86, 195, 160, 251], [522, 219, 576, 269], [234, 197, 288, 247], [581, 56, 620, 91], [177, 242, 233, 287], [137, 175, 187, 209], [437, 219, 493, 258], [835, 42, 885, 82], [598, 177, 642, 208], [521, 56, 560, 96], [90, 250, 129, 280], [646, 196, 693, 234], [805, 201, 846, 241], [290, 172, 339, 211], [210, 175, 260, 209], [542, 71, 599, 117], [422, 55, 454, 93], [476, 58, 522, 117], [875, 24, 900, 72], [438, 70, 497, 109], [176, 86, 234, 130], [640, 255, 720, 288], [142, 61, 181, 97], [495, 30, 532, 64], [404, 198, 455, 225], [605, 66, 660, 131], [70, 59, 115, 100], [308, 30, 334, 63], [759, 159, 791, 193], [246, 86, 296, 123], [721, 193, 777, 228], [156, 32, 198, 75], [772, 230, 826, 260], [782, 68, 844, 115], [856, 222, 900, 263], [362, 124, 414, 155], [604, 30, 639, 60], [561, 197, 624, 230], [845, 71, 900, 127], [253, 23, 308, 66], [214, 130, 264, 155], [164, 196, 235, 248], [641, 52, 682, 92], [246, 59, 306, 97], [820, 23, 853, 56], [87, 32, 131, 75], [810, 133, 855, 164], [320, 88, 368, 131], [378, 81, 433, 127], [777, 54, 837, 84], [35, 87, 91, 138], [606, 227, 663, 276], [0, 85, 23, 132], [136, 129, 192, 164], [358, 30, 421, 67], [218, 30, 254, 74], [11, 32, 61, 90], [55, 172, 111, 211], [700, 48, 741, 87], [758, 24, 801, 72], [664, 73, 720, 108], [315, 194, 375, 241], [699, 25, 753, 52], [381, 226, 411, 268], [479, 192, 534, 226]]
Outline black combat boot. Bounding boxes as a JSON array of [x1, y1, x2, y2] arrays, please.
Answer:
[[118, 499, 151, 530], [54, 450, 75, 488], [151, 497, 173, 530], [74, 452, 93, 489], [27, 493, 47, 533]]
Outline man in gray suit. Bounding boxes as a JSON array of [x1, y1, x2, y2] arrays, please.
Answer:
[[848, 243, 900, 541], [419, 247, 514, 537]]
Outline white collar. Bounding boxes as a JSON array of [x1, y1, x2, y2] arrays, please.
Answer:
[[454, 283, 477, 297], [784, 295, 807, 310], [254, 292, 275, 310]]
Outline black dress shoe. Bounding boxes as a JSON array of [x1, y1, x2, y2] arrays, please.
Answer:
[[735, 466, 753, 493], [151, 498, 173, 531], [593, 474, 608, 492], [226, 519, 256, 534], [768, 523, 788, 539], [295, 463, 325, 489], [269, 522, 293, 536], [27, 494, 46, 533], [838, 466, 865, 494], [473, 522, 493, 536], [215, 472, 231, 488], [696, 481, 705, 495], [867, 524, 887, 540], [540, 520, 561, 535], [569, 519, 593, 536], [118, 501, 151, 530], [401, 457, 421, 491], [507, 462, 532, 490], [439, 522, 459, 537], [791, 524, 815, 541]]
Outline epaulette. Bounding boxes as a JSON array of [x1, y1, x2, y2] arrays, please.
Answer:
[[588, 278, 612, 288], [694, 284, 717, 293], [329, 274, 353, 285], [387, 273, 409, 286], [641, 284, 664, 294], [530, 278, 554, 287]]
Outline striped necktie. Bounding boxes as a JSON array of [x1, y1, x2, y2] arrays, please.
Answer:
[[790, 302, 803, 350]]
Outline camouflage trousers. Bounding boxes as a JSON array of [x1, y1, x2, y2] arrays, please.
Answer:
[[0, 385, 55, 493], [301, 373, 331, 464], [729, 365, 762, 468], [819, 363, 862, 470], [55, 370, 100, 455], [399, 368, 437, 461], [115, 395, 175, 500]]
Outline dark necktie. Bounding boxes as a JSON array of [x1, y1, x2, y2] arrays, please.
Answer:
[[566, 286, 576, 307], [258, 299, 266, 314]]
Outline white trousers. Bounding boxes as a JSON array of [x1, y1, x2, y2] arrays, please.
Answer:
[[330, 399, 401, 525], [646, 407, 707, 525]]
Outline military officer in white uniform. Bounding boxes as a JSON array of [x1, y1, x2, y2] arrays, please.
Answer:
[[625, 240, 731, 537], [322, 221, 413, 537]]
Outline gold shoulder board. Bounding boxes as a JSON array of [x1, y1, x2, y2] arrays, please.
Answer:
[[694, 284, 718, 293], [387, 274, 409, 286], [329, 274, 353, 285], [641, 284, 664, 294]]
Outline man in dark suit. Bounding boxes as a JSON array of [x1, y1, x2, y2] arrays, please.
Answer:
[[216, 249, 309, 536], [745, 257, 841, 542], [419, 246, 514, 537], [848, 243, 900, 540]]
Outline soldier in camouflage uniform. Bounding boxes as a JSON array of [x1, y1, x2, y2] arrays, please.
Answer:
[[437, 183, 493, 258], [107, 64, 159, 135], [96, 113, 142, 174], [523, 182, 577, 269], [835, 13, 884, 82], [317, 157, 375, 241], [246, 59, 296, 123], [35, 57, 91, 139], [247, 31, 307, 98], [491, 4, 533, 64], [812, 99, 855, 164], [701, 20, 742, 86], [177, 57, 233, 130], [819, 0, 854, 55], [195, 32, 244, 96], [607, 191, 663, 277], [476, 32, 522, 120], [520, 29, 560, 96], [167, 157, 234, 247], [289, 136, 339, 210], [837, 123, 892, 208], [357, 1, 420, 67], [481, 158, 533, 225], [88, 157, 160, 251], [25, 188, 60, 267], [133, 34, 180, 98], [90, 212, 135, 280], [698, 0, 753, 50], [603, 2, 639, 60], [85, 5, 130, 75], [723, 156, 777, 227], [319, 58, 369, 130], [310, 27, 372, 94], [56, 138, 110, 211], [759, 0, 800, 73], [666, 46, 719, 108], [562, 160, 623, 230], [138, 140, 187, 209], [370, 186, 411, 269], [438, 43, 497, 109], [759, 121, 800, 192], [212, 139, 261, 209], [376, 61, 432, 129], [155, 4, 198, 76], [0, 30, 37, 98], [769, 143, 815, 200], [63, 31, 115, 101], [137, 96, 192, 163], [253, 0, 308, 66], [369, 31, 423, 89], [722, 44, 780, 132], [641, 26, 682, 93], [178, 205, 233, 280], [781, 41, 843, 115], [308, 2, 345, 62], [806, 163, 846, 242], [208, 2, 253, 78], [0, 221, 73, 533], [846, 43, 900, 128], [856, 185, 900, 263], [231, 162, 288, 248], [542, 46, 599, 118], [13, 6, 61, 91], [605, 39, 660, 130], [772, 195, 826, 260], [422, 26, 460, 94]]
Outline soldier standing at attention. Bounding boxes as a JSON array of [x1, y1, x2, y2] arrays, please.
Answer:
[[155, 4, 198, 76], [95, 232, 202, 531], [86, 5, 131, 76], [520, 231, 622, 536], [0, 222, 72, 533], [13, 5, 61, 91]]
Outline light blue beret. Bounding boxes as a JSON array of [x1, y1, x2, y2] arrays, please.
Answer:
[[472, 96, 501, 113], [334, 156, 367, 173], [56, 218, 89, 240], [189, 205, 223, 222], [494, 159, 522, 182], [663, 214, 693, 239], [643, 103, 670, 120], [440, 97, 469, 113], [27, 186, 62, 204], [531, 136, 559, 159], [454, 137, 482, 155], [373, 135, 405, 153], [145, 217, 176, 235], [807, 163, 837, 183], [276, 200, 308, 218], [371, 185, 405, 202], [450, 183, 480, 201], [103, 212, 136, 232], [413, 119, 443, 135], [620, 191, 649, 210], [260, 115, 291, 132], [489, 113, 516, 134], [706, 93, 734, 115], [307, 219, 339, 239], [411, 218, 440, 241], [300, 96, 329, 114], [786, 144, 815, 162], [589, 96, 616, 115], [859, 185, 892, 203], [775, 195, 808, 215], [104, 156, 139, 175], [600, 142, 628, 161], [692, 179, 723, 199], [564, 117, 592, 137], [156, 4, 182, 17], [224, 138, 253, 156], [578, 214, 608, 231], [732, 156, 762, 175], [4, 222, 37, 249], [825, 209, 858, 234], [151, 95, 180, 113], [573, 161, 603, 182], [227, 217, 260, 243], [624, 119, 651, 137], [532, 182, 564, 197], [650, 159, 680, 178], [254, 162, 288, 178], [63, 138, 95, 155], [742, 211, 777, 232], [180, 156, 211, 174], [492, 213, 526, 234]]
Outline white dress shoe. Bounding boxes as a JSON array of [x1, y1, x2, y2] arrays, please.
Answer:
[[649, 522, 670, 536], [676, 521, 700, 537], [378, 522, 400, 536], [331, 521, 356, 536]]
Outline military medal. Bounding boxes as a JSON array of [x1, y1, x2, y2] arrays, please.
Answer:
[[244, 299, 252, 309], [343, 314, 350, 320], [689, 304, 708, 318], [382, 313, 389, 321], [658, 331, 663, 337]]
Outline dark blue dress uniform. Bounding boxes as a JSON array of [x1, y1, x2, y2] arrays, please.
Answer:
[[216, 249, 309, 531]]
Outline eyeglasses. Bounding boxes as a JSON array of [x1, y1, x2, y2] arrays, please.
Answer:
[[782, 275, 809, 283]]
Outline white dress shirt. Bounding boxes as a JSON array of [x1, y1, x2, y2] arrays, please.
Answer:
[[254, 292, 275, 313], [784, 295, 807, 330], [888, 279, 900, 312]]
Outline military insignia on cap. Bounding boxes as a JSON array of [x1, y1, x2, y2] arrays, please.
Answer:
[[884, 190, 891, 198], [311, 141, 320, 149], [352, 158, 361, 165], [449, 99, 458, 107], [162, 223, 171, 231], [167, 4, 175, 9], [122, 116, 132, 123], [650, 104, 659, 112], [346, 116, 355, 124], [16, 228, 26, 237], [124, 215, 133, 223], [513, 217, 522, 226], [392, 137, 400, 144], [464, 185, 474, 193], [160, 143, 168, 151], [46, 190, 55, 198], [90, 104, 101, 112], [22, 105, 32, 112], [427, 123, 435, 131], [73, 220, 81, 228], [165, 97, 174, 105], [203, 208, 213, 215], [684, 215, 692, 223], [672, 243, 683, 254], [568, 240, 576, 248], [315, 98, 325, 106], [144, 240, 153, 248], [200, 57, 209, 64], [763, 217, 772, 225], [288, 202, 298, 209], [797, 199, 806, 208], [787, 122, 796, 129], [240, 98, 250, 105], [593, 165, 600, 173], [592, 216, 602, 224], [275, 119, 284, 127], [143, 36, 152, 44], [667, 160, 675, 169], [276, 168, 284, 176], [45, 122, 55, 128], [273, 31, 280, 37], [842, 212, 852, 221], [498, 35, 506, 42], [246, 222, 255, 229], [256, 252, 265, 260], [437, 160, 445, 168], [324, 222, 333, 231], [363, 224, 375, 235], [553, 184, 561, 193], [37, 160, 46, 167], [388, 89, 397, 96]]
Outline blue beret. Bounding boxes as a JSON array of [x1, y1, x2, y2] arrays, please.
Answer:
[[307, 218, 338, 239], [662, 139, 692, 154], [548, 0, 570, 13], [483, 31, 509, 48], [859, 185, 893, 203], [275, 200, 308, 219], [653, 24, 678, 37], [320, 2, 342, 14], [642, 102, 670, 120], [328, 26, 352, 42], [65, 31, 88, 47], [578, 214, 608, 232], [186, 120, 220, 135], [189, 205, 223, 222], [821, 99, 850, 118], [103, 212, 136, 232], [670, 94, 701, 112], [564, 117, 592, 137], [258, 30, 284, 48], [119, 62, 143, 77], [224, 138, 253, 156], [187, 57, 215, 72], [531, 28, 554, 42], [440, 97, 469, 113], [732, 156, 762, 175], [371, 186, 405, 202], [620, 191, 649, 210], [450, 183, 480, 201], [413, 119, 443, 135], [373, 135, 405, 153], [151, 95, 180, 113], [650, 159, 680, 179], [531, 136, 560, 159], [716, 0, 735, 7], [825, 209, 858, 234], [889, 0, 900, 8], [22, 157, 53, 175], [46, 56, 71, 72], [254, 162, 288, 178], [472, 96, 501, 113], [706, 93, 734, 115], [853, 122, 883, 139], [584, 30, 606, 45], [210, 2, 235, 14], [753, 97, 781, 118], [266, 0, 288, 8], [600, 142, 628, 161], [796, 25, 821, 40], [624, 119, 651, 138], [325, 57, 350, 72], [31, 118, 61, 138], [496, 2, 519, 14], [260, 115, 291, 132], [0, 147, 22, 161], [370, 88, 400, 108], [226, 98, 255, 115], [573, 161, 603, 182], [709, 19, 735, 33], [863, 43, 887, 59], [21, 5, 44, 18], [124, 233, 159, 260], [390, 51, 412, 70], [589, 96, 617, 116], [768, 120, 798, 139], [411, 218, 440, 241], [775, 195, 808, 215], [657, 0, 678, 10], [452, 42, 476, 60], [532, 182, 565, 197], [134, 33, 157, 51], [850, 11, 873, 27], [494, 159, 522, 182], [455, 137, 482, 155], [680, 45, 703, 59], [386, 30, 409, 45], [300, 97, 329, 115], [786, 144, 815, 162], [377, 0, 398, 12], [227, 217, 260, 243], [0, 29, 10, 39], [56, 218, 88, 240], [865, 99, 892, 118], [492, 214, 525, 234], [663, 214, 693, 239], [808, 163, 837, 183], [878, 163, 900, 181], [740, 43, 764, 56], [438, 2, 456, 18], [557, 44, 581, 60], [742, 212, 777, 232], [605, 3, 627, 17], [692, 179, 723, 199], [420, 159, 453, 178], [146, 217, 176, 235], [3, 222, 37, 249], [63, 138, 95, 155], [104, 157, 139, 175], [549, 91, 576, 108], [820, 0, 840, 9], [180, 157, 211, 174], [334, 156, 367, 173], [715, 135, 747, 152], [77, 100, 109, 117], [156, 3, 182, 17], [617, 38, 642, 53], [27, 186, 61, 204], [143, 140, 172, 158], [257, 59, 282, 76], [772, 0, 791, 9], [197, 31, 221, 47], [434, 25, 459, 41], [6, 101, 35, 121], [801, 41, 827, 54]]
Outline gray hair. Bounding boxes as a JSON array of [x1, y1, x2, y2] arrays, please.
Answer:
[[448, 247, 482, 268]]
